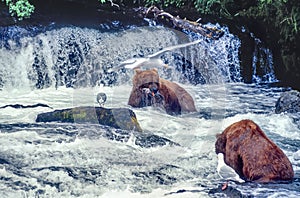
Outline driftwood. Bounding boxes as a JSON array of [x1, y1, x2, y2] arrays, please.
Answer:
[[135, 6, 224, 40]]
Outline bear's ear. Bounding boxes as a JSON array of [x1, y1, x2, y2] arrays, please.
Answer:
[[134, 69, 142, 74], [151, 68, 158, 73]]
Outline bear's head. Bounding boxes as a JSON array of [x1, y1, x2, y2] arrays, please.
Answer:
[[132, 68, 160, 89], [215, 133, 226, 154], [132, 68, 164, 108]]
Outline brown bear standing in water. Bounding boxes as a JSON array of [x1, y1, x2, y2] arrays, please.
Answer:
[[128, 69, 197, 115], [215, 119, 294, 183]]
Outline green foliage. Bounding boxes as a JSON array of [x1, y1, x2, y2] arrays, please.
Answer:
[[2, 0, 35, 20], [193, 0, 299, 43], [240, 0, 299, 42], [194, 0, 233, 17]]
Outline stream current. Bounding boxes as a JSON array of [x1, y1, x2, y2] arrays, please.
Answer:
[[0, 24, 299, 197]]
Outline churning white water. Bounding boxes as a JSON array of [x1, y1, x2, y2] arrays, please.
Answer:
[[0, 83, 299, 197], [0, 25, 299, 197]]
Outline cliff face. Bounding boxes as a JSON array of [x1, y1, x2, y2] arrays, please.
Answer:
[[231, 0, 300, 90], [1, 0, 299, 89], [223, 15, 300, 89]]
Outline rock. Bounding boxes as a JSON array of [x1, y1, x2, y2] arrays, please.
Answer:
[[134, 133, 180, 148], [36, 106, 142, 132], [102, 129, 180, 148], [275, 90, 300, 113], [208, 184, 251, 198]]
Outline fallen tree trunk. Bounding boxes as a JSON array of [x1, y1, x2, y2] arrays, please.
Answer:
[[135, 6, 224, 40], [36, 106, 143, 132]]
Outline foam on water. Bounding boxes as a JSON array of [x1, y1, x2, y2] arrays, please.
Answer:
[[0, 82, 299, 197]]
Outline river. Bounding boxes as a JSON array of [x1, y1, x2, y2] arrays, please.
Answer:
[[0, 23, 299, 197]]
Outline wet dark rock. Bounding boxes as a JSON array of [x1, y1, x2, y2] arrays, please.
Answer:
[[164, 189, 203, 196], [135, 133, 180, 148], [0, 157, 10, 165], [101, 127, 179, 147], [0, 103, 52, 109], [133, 170, 177, 186], [33, 166, 101, 184], [36, 106, 143, 132], [102, 128, 132, 142], [208, 184, 252, 198], [275, 90, 300, 114]]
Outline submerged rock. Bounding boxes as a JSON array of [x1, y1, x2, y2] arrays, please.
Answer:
[[101, 128, 179, 148], [134, 133, 180, 148], [36, 106, 142, 132], [208, 184, 251, 198], [275, 90, 300, 113]]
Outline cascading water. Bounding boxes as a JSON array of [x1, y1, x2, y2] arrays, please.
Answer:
[[250, 32, 278, 83], [0, 24, 241, 90]]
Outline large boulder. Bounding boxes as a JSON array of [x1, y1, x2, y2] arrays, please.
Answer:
[[275, 90, 300, 113], [36, 106, 142, 132]]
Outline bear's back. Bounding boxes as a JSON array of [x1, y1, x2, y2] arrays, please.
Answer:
[[159, 79, 196, 113]]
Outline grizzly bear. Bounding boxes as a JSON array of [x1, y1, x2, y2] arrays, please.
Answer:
[[215, 119, 294, 183], [128, 69, 197, 115]]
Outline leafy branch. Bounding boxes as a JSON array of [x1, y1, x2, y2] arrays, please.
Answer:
[[1, 0, 34, 20]]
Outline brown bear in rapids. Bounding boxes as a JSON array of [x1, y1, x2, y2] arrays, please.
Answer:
[[128, 68, 197, 115], [215, 119, 294, 183]]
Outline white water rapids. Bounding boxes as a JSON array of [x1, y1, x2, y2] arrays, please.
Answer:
[[0, 25, 299, 197]]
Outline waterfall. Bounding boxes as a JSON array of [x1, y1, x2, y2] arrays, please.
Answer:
[[250, 33, 278, 83], [0, 24, 241, 90]]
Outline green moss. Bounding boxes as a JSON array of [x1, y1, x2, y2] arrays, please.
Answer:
[[73, 111, 87, 120]]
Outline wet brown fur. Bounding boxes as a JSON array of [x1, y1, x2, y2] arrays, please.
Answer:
[[215, 119, 294, 183], [128, 69, 196, 115]]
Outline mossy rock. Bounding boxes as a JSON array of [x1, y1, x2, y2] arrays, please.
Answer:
[[36, 106, 143, 132]]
